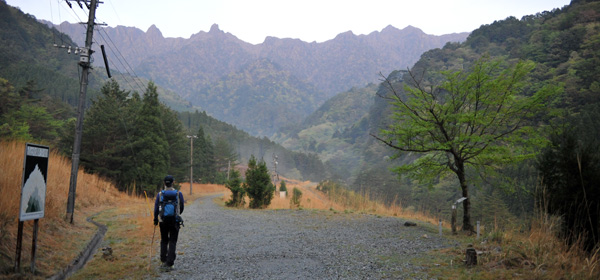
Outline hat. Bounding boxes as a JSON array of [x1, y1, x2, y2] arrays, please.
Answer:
[[164, 175, 174, 185]]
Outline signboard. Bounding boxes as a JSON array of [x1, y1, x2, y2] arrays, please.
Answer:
[[19, 143, 49, 221]]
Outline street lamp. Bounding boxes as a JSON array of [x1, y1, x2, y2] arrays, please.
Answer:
[[187, 135, 197, 195]]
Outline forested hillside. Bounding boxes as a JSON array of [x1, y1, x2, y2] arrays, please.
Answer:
[[273, 84, 379, 180], [292, 0, 599, 250], [188, 59, 326, 136], [55, 21, 468, 136], [0, 1, 333, 193], [0, 2, 90, 106]]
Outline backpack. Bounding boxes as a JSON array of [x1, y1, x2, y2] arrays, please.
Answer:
[[159, 190, 180, 223]]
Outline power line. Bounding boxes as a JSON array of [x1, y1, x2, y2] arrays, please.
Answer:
[[93, 27, 146, 94], [45, 1, 149, 198], [58, 0, 148, 95]]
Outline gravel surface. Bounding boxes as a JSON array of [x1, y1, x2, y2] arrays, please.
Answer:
[[150, 194, 452, 279]]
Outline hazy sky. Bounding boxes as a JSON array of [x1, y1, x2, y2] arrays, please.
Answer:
[[8, 0, 571, 44]]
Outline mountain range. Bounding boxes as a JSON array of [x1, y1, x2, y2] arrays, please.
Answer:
[[53, 22, 469, 136]]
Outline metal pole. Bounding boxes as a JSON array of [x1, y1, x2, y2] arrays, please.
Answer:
[[14, 221, 23, 273], [187, 135, 197, 195], [31, 219, 39, 274], [190, 136, 193, 195], [451, 205, 457, 235], [66, 0, 99, 224]]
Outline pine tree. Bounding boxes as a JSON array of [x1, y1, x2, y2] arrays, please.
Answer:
[[193, 126, 216, 183], [279, 180, 287, 192], [81, 80, 133, 189], [244, 155, 275, 209], [131, 82, 169, 193], [160, 104, 188, 181], [214, 137, 238, 183], [225, 169, 245, 207]]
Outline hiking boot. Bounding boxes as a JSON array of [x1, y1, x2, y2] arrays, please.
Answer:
[[166, 264, 175, 272], [159, 263, 169, 271]]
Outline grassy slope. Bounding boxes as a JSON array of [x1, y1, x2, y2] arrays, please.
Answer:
[[0, 141, 136, 278]]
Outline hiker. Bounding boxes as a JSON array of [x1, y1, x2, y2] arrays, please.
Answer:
[[153, 175, 184, 271]]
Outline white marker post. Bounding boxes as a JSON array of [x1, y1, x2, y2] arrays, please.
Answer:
[[452, 197, 467, 235]]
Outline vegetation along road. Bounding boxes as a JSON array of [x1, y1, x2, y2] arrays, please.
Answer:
[[150, 194, 452, 279]]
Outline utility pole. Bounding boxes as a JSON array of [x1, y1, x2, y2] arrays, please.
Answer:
[[187, 135, 197, 195], [227, 160, 230, 181], [66, 0, 99, 224], [272, 153, 278, 184]]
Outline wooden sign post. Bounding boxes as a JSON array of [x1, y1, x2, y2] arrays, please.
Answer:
[[15, 143, 49, 274]]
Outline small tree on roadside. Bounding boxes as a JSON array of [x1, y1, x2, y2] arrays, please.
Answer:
[[373, 57, 559, 232], [279, 180, 287, 192], [225, 169, 245, 207], [244, 155, 275, 209], [290, 187, 302, 209]]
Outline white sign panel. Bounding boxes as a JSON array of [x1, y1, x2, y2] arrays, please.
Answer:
[[19, 143, 49, 221]]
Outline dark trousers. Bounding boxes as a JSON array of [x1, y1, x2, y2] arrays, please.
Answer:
[[159, 222, 180, 266]]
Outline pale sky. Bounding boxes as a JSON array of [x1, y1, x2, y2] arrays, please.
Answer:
[[7, 0, 571, 44]]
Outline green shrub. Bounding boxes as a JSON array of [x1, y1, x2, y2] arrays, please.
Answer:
[[291, 187, 302, 209], [225, 170, 245, 207], [279, 180, 287, 192], [244, 155, 275, 209]]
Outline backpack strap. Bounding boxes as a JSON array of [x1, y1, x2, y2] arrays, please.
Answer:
[[175, 191, 180, 216]]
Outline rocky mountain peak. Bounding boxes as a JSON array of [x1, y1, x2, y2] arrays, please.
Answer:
[[146, 24, 164, 40], [209, 23, 222, 34]]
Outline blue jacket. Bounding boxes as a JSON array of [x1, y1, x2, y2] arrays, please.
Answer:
[[154, 189, 184, 222]]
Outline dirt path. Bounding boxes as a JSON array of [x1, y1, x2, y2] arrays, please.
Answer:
[[150, 194, 450, 279]]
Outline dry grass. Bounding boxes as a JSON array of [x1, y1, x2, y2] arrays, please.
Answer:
[[0, 140, 230, 279], [2, 140, 599, 279], [425, 211, 600, 279], [0, 141, 137, 278], [221, 178, 441, 228], [69, 181, 227, 279]]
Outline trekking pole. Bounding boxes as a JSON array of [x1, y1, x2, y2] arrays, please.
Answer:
[[144, 191, 151, 217], [148, 225, 156, 271]]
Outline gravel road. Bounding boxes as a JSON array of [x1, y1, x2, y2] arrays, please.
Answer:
[[151, 194, 452, 279]]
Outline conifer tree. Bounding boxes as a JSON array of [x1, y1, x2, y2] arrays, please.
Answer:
[[214, 137, 238, 183], [192, 126, 217, 183], [131, 82, 169, 193], [244, 155, 275, 208], [160, 104, 188, 181], [279, 180, 287, 192], [80, 80, 131, 188], [225, 169, 245, 207]]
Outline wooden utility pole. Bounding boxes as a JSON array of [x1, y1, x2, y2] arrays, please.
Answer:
[[66, 0, 99, 224]]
